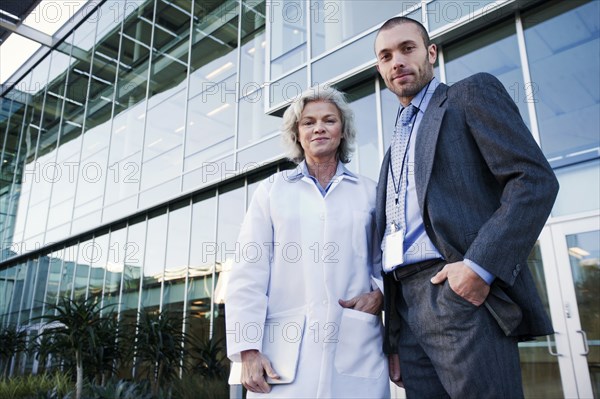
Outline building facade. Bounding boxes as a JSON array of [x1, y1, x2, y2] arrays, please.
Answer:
[[0, 0, 598, 397]]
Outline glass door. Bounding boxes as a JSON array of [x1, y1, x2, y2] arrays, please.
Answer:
[[540, 215, 600, 399]]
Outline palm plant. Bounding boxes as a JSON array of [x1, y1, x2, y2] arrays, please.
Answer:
[[189, 336, 227, 380], [0, 324, 28, 378], [134, 309, 187, 397], [31, 296, 125, 399]]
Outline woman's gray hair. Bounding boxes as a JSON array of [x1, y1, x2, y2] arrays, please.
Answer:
[[281, 85, 356, 164]]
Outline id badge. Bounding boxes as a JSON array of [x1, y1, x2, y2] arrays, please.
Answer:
[[383, 228, 404, 271]]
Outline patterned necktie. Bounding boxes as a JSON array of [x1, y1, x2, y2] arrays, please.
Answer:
[[384, 104, 418, 244]]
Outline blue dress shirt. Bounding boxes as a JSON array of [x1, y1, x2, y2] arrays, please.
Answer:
[[398, 77, 494, 285]]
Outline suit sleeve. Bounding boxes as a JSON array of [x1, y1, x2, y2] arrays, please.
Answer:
[[225, 180, 273, 362], [461, 73, 559, 286]]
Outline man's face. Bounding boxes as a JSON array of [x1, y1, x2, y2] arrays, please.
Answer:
[[375, 23, 437, 105]]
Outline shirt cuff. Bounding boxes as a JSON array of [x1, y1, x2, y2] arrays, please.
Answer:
[[463, 258, 495, 285]]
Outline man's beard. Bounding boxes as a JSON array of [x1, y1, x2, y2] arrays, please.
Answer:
[[390, 69, 433, 99]]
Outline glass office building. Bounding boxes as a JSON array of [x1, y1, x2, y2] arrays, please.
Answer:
[[0, 0, 598, 397]]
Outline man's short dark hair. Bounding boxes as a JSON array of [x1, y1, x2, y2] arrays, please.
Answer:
[[377, 17, 432, 47]]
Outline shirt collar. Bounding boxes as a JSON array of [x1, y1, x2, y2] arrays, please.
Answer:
[[410, 76, 439, 114], [287, 160, 358, 181]]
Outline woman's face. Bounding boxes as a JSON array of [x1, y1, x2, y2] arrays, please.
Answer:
[[297, 101, 343, 164]]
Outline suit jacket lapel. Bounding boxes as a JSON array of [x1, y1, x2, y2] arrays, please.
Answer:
[[415, 83, 448, 212]]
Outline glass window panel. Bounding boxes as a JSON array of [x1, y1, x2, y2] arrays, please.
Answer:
[[141, 211, 167, 308], [519, 242, 564, 398], [189, 192, 217, 272], [121, 220, 145, 312], [105, 102, 144, 206], [311, 0, 418, 57], [5, 264, 22, 325], [138, 177, 179, 210], [240, 1, 267, 89], [73, 238, 93, 301], [163, 203, 191, 312], [141, 90, 186, 191], [73, 146, 108, 217], [113, 0, 155, 115], [89, 234, 109, 300], [444, 20, 530, 128], [188, 0, 239, 99], [103, 227, 126, 311], [426, 0, 497, 33], [552, 161, 600, 217], [47, 39, 85, 234], [30, 256, 49, 319], [43, 250, 64, 315], [524, 1, 599, 164], [1, 99, 27, 259], [566, 230, 600, 399], [312, 30, 377, 85], [96, 0, 125, 41], [147, 0, 191, 105], [18, 259, 39, 323], [237, 136, 283, 171], [185, 76, 236, 172], [269, 67, 307, 108], [270, 0, 306, 79], [346, 80, 379, 180], [11, 262, 30, 325], [187, 192, 217, 358], [216, 181, 245, 265], [57, 245, 78, 304], [237, 88, 281, 148]]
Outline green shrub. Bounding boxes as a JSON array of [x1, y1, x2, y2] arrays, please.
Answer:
[[0, 372, 72, 398]]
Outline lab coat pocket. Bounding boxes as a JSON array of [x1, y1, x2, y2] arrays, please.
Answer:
[[334, 308, 385, 379]]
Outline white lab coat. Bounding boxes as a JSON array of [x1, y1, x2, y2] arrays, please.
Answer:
[[226, 164, 389, 398]]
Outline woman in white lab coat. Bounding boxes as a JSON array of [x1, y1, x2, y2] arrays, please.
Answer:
[[226, 86, 389, 398]]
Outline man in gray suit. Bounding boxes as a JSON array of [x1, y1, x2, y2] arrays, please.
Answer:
[[374, 17, 559, 398]]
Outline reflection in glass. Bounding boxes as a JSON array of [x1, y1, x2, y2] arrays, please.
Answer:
[[311, 0, 412, 57], [163, 203, 190, 313], [30, 256, 49, 319], [346, 80, 379, 180], [4, 265, 21, 325], [240, 1, 267, 89], [237, 88, 281, 149], [43, 250, 63, 316], [567, 230, 600, 398], [552, 161, 600, 217], [103, 227, 126, 311], [141, 211, 167, 308], [18, 259, 39, 324], [444, 21, 530, 128], [147, 0, 191, 104], [141, 91, 186, 191], [519, 242, 564, 398], [216, 182, 245, 265], [88, 234, 109, 300], [57, 245, 78, 303], [73, 239, 93, 301], [185, 77, 237, 172], [524, 1, 599, 165], [186, 192, 216, 365], [270, 0, 306, 78], [121, 220, 145, 313]]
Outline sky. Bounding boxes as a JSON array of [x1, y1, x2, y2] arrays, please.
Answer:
[[0, 0, 90, 84]]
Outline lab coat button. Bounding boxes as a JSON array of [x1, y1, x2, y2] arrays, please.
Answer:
[[319, 213, 325, 220]]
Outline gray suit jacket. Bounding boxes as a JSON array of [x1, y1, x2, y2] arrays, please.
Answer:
[[377, 73, 559, 353]]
